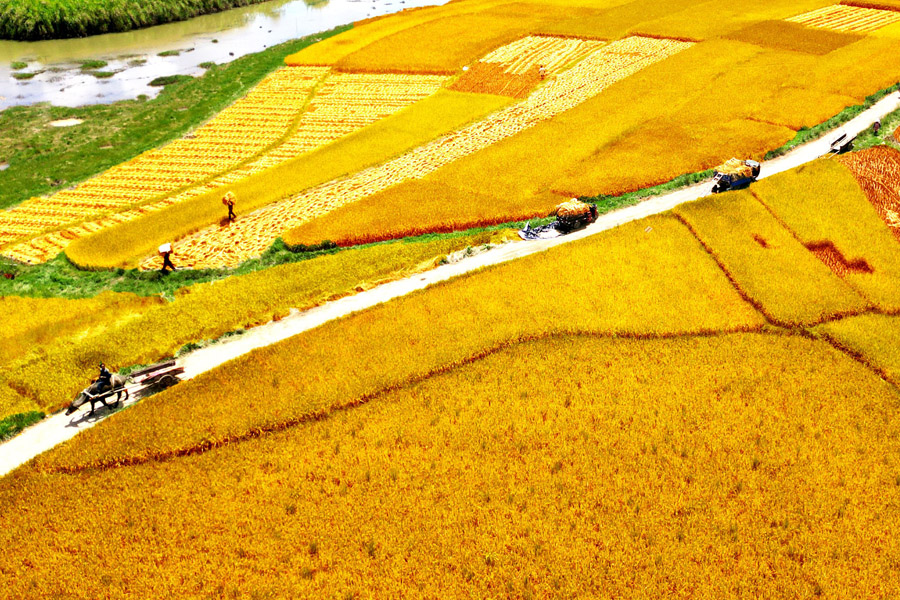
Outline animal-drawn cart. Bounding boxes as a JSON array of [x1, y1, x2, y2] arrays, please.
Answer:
[[66, 360, 184, 416], [128, 360, 184, 393]]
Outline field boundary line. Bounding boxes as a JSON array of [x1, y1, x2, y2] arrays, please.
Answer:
[[45, 326, 774, 475]]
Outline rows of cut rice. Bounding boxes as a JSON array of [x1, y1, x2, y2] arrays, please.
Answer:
[[451, 35, 606, 97], [1, 73, 447, 265], [786, 4, 900, 33], [0, 67, 327, 252], [249, 73, 448, 170], [141, 36, 693, 270], [837, 145, 900, 238], [479, 35, 605, 75]]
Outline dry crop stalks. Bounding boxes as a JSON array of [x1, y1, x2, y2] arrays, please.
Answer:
[[146, 36, 693, 270], [1, 72, 446, 265], [451, 35, 603, 98], [837, 146, 900, 241], [0, 67, 327, 256], [786, 4, 900, 33]]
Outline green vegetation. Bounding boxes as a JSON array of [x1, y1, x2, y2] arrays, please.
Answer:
[[65, 89, 513, 269], [0, 225, 518, 299], [765, 82, 900, 159], [1, 0, 278, 41], [78, 59, 108, 70], [582, 169, 715, 212], [91, 71, 116, 79], [157, 50, 182, 57], [148, 74, 193, 86], [199, 61, 216, 69], [3, 230, 504, 415], [11, 72, 36, 80], [0, 25, 350, 211], [0, 411, 43, 442], [10, 61, 27, 70]]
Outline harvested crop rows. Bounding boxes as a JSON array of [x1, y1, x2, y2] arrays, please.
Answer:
[[838, 145, 900, 239], [1, 72, 446, 265], [786, 4, 900, 33], [0, 67, 326, 252], [452, 35, 604, 97], [143, 36, 692, 270]]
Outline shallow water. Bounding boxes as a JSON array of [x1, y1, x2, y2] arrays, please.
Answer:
[[0, 0, 447, 110]]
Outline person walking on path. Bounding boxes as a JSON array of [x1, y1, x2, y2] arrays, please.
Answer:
[[223, 191, 237, 222], [159, 243, 176, 273]]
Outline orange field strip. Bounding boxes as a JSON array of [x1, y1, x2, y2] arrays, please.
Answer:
[[1, 72, 447, 265], [786, 4, 900, 33], [140, 36, 693, 270]]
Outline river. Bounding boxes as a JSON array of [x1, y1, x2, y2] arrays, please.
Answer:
[[0, 0, 448, 111]]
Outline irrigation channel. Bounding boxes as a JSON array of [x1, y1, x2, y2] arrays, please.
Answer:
[[0, 90, 897, 478], [0, 0, 448, 110]]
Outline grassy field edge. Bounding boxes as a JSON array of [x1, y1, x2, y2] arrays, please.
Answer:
[[0, 24, 351, 211]]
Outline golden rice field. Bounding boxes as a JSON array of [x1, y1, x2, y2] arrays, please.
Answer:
[[141, 36, 692, 269], [3, 154, 900, 597], [0, 231, 500, 420], [0, 70, 447, 265], [786, 3, 900, 33], [1, 0, 894, 269]]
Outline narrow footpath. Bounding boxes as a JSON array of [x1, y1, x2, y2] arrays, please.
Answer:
[[1, 90, 897, 478]]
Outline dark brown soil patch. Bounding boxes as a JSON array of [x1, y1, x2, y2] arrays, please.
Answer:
[[806, 241, 873, 277]]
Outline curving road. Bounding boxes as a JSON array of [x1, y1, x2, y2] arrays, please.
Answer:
[[1, 90, 897, 478]]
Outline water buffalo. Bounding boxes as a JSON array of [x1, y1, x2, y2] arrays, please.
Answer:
[[66, 374, 130, 416]]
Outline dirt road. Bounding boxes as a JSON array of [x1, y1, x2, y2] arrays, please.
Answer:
[[1, 90, 897, 478]]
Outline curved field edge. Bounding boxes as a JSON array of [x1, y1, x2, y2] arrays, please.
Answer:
[[0, 231, 502, 419], [0, 26, 349, 211], [815, 313, 900, 385], [1, 0, 280, 41], [4, 333, 900, 597], [35, 214, 769, 470]]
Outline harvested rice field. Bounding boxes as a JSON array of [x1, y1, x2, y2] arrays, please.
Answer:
[[4, 0, 900, 596], [0, 70, 447, 264], [786, 4, 900, 33]]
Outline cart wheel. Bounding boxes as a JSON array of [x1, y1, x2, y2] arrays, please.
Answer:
[[158, 374, 179, 389]]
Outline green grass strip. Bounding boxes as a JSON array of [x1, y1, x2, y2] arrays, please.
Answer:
[[0, 411, 43, 442], [0, 24, 350, 211], [764, 81, 900, 160]]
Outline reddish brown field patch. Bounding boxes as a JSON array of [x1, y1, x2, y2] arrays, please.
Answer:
[[450, 62, 541, 98], [838, 146, 900, 241], [805, 241, 873, 277]]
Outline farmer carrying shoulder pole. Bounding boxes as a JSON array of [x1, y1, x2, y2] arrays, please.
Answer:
[[158, 243, 175, 273], [222, 191, 236, 222]]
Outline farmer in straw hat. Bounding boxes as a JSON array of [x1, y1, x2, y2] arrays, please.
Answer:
[[222, 191, 237, 222]]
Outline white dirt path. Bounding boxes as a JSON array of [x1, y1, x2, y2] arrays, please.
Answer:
[[1, 90, 897, 478]]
